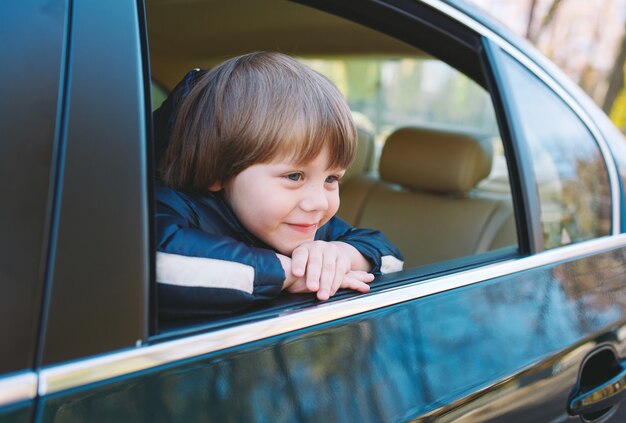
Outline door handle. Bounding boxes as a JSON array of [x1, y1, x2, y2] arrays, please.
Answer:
[[568, 367, 626, 416], [568, 345, 626, 420]]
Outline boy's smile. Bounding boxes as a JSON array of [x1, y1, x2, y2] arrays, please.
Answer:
[[285, 222, 318, 234], [218, 148, 344, 255]]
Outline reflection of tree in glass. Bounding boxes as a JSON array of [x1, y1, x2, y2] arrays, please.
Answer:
[[557, 250, 626, 315], [560, 154, 611, 245]]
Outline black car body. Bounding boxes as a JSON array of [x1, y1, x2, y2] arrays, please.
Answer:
[[3, 0, 626, 422]]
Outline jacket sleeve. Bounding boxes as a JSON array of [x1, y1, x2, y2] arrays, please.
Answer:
[[156, 189, 285, 317], [320, 217, 404, 275]]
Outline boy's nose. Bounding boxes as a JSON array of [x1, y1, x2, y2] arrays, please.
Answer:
[[299, 184, 329, 212]]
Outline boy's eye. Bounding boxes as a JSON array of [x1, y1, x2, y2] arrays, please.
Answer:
[[285, 173, 303, 182], [325, 175, 340, 184]]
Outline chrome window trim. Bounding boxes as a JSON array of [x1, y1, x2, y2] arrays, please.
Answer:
[[38, 233, 626, 396], [421, 0, 621, 235], [0, 372, 37, 407]]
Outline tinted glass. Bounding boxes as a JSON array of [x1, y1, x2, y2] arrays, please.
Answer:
[[0, 0, 65, 373], [501, 54, 611, 248]]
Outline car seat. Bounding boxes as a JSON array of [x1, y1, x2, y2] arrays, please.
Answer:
[[339, 127, 517, 268]]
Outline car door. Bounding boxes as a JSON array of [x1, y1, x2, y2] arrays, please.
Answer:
[[0, 1, 66, 421], [30, 0, 150, 419], [27, 1, 626, 422]]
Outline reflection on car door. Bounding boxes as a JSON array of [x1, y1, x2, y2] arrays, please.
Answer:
[[37, 244, 626, 421]]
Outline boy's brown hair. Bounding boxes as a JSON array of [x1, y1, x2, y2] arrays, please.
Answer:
[[161, 51, 356, 194]]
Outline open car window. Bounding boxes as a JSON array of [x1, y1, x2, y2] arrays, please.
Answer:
[[146, 0, 520, 333], [300, 55, 515, 268]]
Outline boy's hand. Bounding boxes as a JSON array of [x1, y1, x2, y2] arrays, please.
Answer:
[[289, 241, 373, 300], [277, 253, 299, 289], [286, 270, 373, 297]]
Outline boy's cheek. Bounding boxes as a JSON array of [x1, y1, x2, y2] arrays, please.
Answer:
[[328, 196, 340, 218], [318, 212, 335, 229]]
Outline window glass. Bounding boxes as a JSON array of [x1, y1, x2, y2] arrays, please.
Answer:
[[500, 54, 611, 248]]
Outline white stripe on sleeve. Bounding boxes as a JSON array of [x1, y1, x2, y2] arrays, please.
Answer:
[[156, 251, 255, 294], [381, 255, 404, 274]]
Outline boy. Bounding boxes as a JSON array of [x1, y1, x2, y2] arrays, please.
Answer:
[[156, 52, 403, 317]]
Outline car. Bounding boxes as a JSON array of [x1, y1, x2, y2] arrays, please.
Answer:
[[4, 0, 626, 421]]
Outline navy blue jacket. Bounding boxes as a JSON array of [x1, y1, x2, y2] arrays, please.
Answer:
[[156, 182, 404, 317]]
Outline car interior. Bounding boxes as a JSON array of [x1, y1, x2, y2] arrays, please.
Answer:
[[339, 126, 516, 267], [145, 0, 519, 328]]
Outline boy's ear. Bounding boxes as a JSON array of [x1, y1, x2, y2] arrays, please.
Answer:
[[208, 181, 222, 192]]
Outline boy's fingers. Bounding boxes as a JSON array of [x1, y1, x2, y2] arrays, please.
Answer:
[[285, 277, 307, 293], [305, 247, 323, 292], [290, 247, 309, 278], [348, 270, 375, 282], [318, 254, 338, 298], [330, 256, 350, 297], [317, 289, 329, 301], [330, 271, 342, 297], [340, 276, 371, 293]]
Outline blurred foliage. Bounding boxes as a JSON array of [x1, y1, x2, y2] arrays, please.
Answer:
[[610, 70, 626, 130], [470, 0, 626, 132], [299, 57, 498, 142]]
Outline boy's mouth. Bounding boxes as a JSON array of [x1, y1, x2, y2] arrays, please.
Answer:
[[285, 222, 318, 234]]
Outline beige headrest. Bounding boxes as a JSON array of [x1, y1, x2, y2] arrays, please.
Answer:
[[380, 127, 493, 193], [343, 125, 375, 182]]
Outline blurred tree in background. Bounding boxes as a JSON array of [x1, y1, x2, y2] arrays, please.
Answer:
[[470, 0, 626, 131]]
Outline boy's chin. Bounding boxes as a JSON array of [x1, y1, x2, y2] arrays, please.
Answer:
[[275, 244, 297, 256], [273, 239, 314, 257]]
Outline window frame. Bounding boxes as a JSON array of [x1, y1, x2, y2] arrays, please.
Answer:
[[38, 0, 149, 366], [481, 38, 542, 254], [0, 0, 66, 376], [146, 0, 527, 337]]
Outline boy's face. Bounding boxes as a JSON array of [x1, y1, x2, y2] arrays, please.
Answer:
[[220, 147, 345, 255]]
